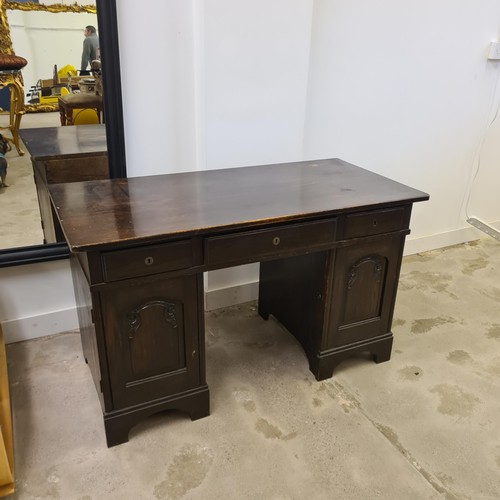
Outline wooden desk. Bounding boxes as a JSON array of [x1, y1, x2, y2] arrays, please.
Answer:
[[20, 125, 108, 243], [49, 159, 429, 447]]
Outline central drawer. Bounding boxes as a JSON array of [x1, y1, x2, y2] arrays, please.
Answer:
[[205, 219, 337, 267]]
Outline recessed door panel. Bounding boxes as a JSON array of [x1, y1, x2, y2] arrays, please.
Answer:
[[328, 235, 405, 348], [99, 274, 202, 409]]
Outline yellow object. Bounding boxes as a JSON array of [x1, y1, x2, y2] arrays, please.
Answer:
[[39, 94, 58, 105], [53, 86, 70, 97], [0, 431, 12, 487], [57, 64, 77, 78], [72, 108, 100, 125], [0, 324, 14, 497], [38, 85, 70, 105]]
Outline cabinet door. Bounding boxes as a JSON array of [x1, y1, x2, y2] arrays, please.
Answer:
[[326, 234, 405, 348], [98, 274, 203, 410]]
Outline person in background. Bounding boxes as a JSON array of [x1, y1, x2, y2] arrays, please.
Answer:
[[81, 25, 99, 76]]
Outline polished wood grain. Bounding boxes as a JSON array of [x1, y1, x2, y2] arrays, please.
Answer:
[[20, 124, 107, 160], [49, 158, 428, 251], [20, 125, 109, 244]]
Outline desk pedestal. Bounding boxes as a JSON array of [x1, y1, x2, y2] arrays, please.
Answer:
[[259, 233, 404, 380], [71, 257, 210, 447]]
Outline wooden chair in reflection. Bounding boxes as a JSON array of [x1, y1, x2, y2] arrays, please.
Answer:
[[58, 60, 103, 126]]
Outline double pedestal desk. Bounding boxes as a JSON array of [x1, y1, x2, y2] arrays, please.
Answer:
[[49, 159, 428, 447]]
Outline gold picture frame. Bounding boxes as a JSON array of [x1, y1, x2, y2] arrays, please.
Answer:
[[1, 2, 97, 54]]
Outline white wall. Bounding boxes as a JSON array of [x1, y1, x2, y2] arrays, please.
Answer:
[[303, 0, 500, 247], [117, 0, 199, 175], [204, 0, 314, 168], [3, 0, 500, 341], [0, 260, 78, 344]]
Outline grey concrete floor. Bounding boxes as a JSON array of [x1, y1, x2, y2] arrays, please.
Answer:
[[0, 111, 61, 250], [6, 238, 500, 499]]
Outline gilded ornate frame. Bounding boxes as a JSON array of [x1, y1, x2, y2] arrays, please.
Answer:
[[1, 2, 97, 54]]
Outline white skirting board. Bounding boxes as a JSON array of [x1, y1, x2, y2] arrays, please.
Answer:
[[2, 308, 79, 345], [205, 280, 259, 311], [402, 224, 492, 256]]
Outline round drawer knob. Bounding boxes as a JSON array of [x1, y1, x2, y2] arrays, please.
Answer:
[[144, 256, 154, 266], [273, 236, 281, 246]]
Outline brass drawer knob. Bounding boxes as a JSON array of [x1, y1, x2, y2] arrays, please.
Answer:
[[273, 236, 281, 246]]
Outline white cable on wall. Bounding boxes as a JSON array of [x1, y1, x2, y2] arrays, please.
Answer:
[[462, 64, 500, 229]]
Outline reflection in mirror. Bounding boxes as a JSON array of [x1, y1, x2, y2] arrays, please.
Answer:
[[1, 1, 98, 249], [8, 1, 98, 109], [0, 0, 126, 265]]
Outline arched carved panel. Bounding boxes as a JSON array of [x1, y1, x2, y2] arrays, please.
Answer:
[[124, 299, 185, 378], [342, 254, 387, 325], [126, 300, 178, 339]]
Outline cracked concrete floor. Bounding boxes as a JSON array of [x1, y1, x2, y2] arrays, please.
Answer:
[[6, 238, 500, 499]]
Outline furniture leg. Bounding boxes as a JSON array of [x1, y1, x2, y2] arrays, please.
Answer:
[[0, 71, 25, 155], [309, 333, 394, 381], [103, 386, 210, 447], [8, 80, 24, 155], [59, 108, 66, 126]]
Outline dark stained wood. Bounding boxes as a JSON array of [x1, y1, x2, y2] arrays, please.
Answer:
[[20, 124, 107, 159], [54, 159, 429, 447], [205, 218, 336, 267], [102, 238, 201, 282], [20, 125, 108, 244], [49, 158, 428, 251], [259, 251, 330, 360], [342, 206, 408, 239], [98, 274, 204, 410], [70, 255, 110, 412]]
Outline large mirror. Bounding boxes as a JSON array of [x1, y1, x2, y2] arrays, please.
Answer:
[[0, 0, 126, 267]]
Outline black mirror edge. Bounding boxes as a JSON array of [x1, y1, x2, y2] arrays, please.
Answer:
[[0, 243, 70, 268]]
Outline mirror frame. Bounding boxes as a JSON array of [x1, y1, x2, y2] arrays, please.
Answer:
[[0, 0, 126, 267]]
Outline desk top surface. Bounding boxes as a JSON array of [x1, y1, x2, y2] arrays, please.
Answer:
[[49, 158, 429, 252], [20, 124, 107, 160]]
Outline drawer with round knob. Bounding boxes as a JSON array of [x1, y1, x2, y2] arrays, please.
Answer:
[[205, 219, 337, 267], [102, 239, 198, 281], [342, 207, 408, 239]]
